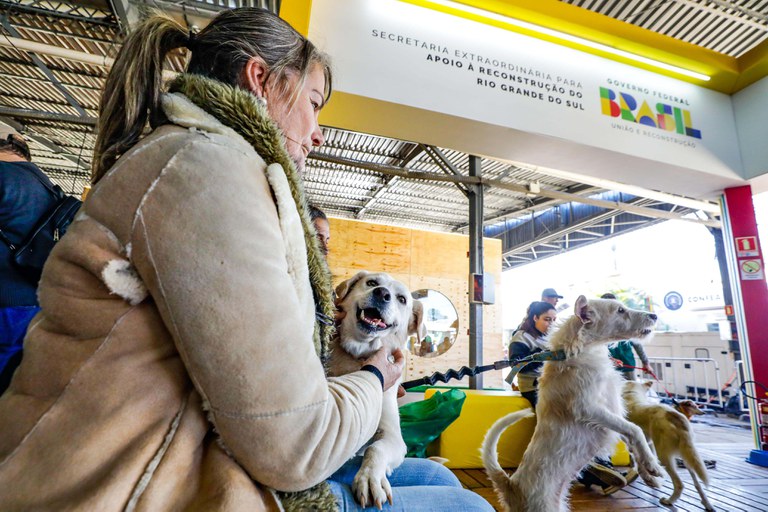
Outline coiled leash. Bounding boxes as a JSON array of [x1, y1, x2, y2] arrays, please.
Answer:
[[401, 350, 567, 390]]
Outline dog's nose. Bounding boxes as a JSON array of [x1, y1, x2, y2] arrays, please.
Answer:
[[373, 287, 391, 302], [648, 313, 657, 321]]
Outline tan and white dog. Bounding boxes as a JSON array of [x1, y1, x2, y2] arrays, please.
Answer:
[[328, 271, 424, 509], [482, 296, 663, 512], [623, 380, 715, 511]]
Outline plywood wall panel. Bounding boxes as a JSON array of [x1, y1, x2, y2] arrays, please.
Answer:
[[328, 219, 412, 279], [327, 217, 503, 389]]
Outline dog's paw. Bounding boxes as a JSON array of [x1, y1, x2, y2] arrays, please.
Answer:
[[637, 461, 661, 488], [647, 460, 663, 478], [353, 466, 392, 509], [660, 496, 674, 506], [642, 474, 661, 488]]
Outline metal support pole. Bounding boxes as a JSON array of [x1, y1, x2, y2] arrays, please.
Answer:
[[468, 155, 484, 389], [709, 227, 739, 349]]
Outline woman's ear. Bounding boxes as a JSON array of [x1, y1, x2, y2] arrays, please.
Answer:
[[242, 56, 270, 99]]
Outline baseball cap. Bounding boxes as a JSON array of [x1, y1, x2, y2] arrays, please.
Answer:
[[542, 288, 563, 299]]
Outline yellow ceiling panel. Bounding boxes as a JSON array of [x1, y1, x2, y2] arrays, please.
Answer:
[[283, 0, 766, 94]]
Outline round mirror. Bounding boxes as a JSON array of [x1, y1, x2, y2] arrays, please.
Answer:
[[407, 289, 459, 358]]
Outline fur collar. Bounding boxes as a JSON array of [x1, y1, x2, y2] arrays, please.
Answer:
[[166, 74, 337, 512], [168, 73, 335, 362]]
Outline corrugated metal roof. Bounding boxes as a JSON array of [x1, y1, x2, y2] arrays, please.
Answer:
[[560, 0, 768, 57]]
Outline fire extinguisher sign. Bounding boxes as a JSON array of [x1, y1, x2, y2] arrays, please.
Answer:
[[735, 236, 760, 257]]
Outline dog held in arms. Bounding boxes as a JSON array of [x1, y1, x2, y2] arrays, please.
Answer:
[[328, 271, 424, 508], [482, 296, 663, 512], [623, 380, 715, 511]]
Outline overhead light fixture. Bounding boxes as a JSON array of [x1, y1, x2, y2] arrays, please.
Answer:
[[400, 0, 711, 82]]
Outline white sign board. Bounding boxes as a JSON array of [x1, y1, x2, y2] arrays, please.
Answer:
[[308, 0, 744, 182]]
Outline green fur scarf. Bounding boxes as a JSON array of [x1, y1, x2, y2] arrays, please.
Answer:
[[168, 73, 338, 512]]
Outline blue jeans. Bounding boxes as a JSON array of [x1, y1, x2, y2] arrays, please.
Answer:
[[328, 456, 494, 511], [0, 305, 39, 393]]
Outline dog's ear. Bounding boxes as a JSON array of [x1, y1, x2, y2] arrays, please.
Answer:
[[574, 295, 592, 325], [408, 299, 426, 338], [335, 271, 370, 305]]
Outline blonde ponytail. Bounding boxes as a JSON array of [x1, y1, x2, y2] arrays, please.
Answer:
[[92, 8, 332, 183], [92, 13, 187, 182]]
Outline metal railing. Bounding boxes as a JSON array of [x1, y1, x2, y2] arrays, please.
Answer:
[[734, 360, 751, 413], [646, 356, 725, 410]]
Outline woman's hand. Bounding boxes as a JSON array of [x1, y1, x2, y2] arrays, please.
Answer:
[[362, 347, 404, 392]]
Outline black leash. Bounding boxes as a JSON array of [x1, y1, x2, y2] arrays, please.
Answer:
[[401, 350, 567, 390]]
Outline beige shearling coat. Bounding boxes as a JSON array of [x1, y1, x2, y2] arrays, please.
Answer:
[[0, 92, 383, 510]]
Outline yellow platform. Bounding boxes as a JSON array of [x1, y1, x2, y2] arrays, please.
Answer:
[[425, 388, 630, 469]]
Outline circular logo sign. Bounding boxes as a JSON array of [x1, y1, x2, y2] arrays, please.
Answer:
[[664, 291, 683, 311]]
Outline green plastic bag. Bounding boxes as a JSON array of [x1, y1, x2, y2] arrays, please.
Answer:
[[399, 389, 466, 458]]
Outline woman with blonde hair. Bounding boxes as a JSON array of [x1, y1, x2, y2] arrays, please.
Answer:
[[0, 7, 491, 511]]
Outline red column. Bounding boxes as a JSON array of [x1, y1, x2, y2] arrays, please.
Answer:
[[722, 185, 768, 450]]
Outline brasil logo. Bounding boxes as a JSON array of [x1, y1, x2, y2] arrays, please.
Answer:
[[599, 87, 701, 139]]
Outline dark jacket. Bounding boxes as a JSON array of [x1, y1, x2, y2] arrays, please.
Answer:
[[0, 161, 58, 306]]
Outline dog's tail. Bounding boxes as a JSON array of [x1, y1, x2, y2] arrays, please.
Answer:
[[672, 411, 709, 486], [481, 409, 535, 485]]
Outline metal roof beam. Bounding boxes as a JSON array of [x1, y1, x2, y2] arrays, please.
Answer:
[[500, 200, 657, 259], [356, 176, 399, 218], [0, 70, 101, 91], [0, 34, 114, 67], [0, 35, 174, 80], [1, 15, 87, 116], [108, 0, 139, 32], [0, 55, 106, 80], [0, 0, 117, 27], [454, 183, 597, 231], [0, 105, 97, 125], [126, 0, 280, 28], [398, 143, 425, 167], [309, 152, 721, 227], [356, 143, 426, 218], [511, 162, 720, 213], [422, 144, 470, 197], [5, 20, 116, 44], [672, 0, 768, 29]]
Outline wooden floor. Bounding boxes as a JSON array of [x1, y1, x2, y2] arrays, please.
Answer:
[[453, 437, 768, 511]]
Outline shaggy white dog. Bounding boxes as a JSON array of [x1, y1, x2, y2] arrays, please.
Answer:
[[483, 296, 663, 512]]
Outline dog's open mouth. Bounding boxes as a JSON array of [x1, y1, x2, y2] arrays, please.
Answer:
[[638, 328, 652, 336], [357, 307, 390, 331]]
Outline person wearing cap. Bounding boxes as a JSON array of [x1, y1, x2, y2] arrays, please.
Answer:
[[541, 287, 563, 306], [601, 293, 652, 380], [0, 127, 58, 393]]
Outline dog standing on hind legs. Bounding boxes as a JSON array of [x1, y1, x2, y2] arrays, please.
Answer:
[[482, 295, 663, 512], [623, 380, 715, 511]]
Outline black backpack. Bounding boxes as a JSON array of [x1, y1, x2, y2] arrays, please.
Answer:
[[0, 181, 82, 284]]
